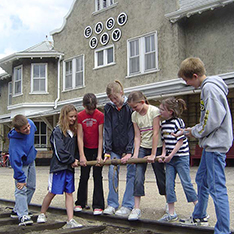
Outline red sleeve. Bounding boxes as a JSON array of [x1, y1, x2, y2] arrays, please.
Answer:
[[77, 111, 84, 124]]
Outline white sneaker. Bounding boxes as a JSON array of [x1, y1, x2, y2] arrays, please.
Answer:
[[37, 213, 47, 223], [115, 207, 131, 217], [128, 208, 141, 221], [103, 206, 115, 215], [74, 205, 82, 212], [63, 219, 83, 229], [93, 208, 103, 215], [158, 212, 178, 222]]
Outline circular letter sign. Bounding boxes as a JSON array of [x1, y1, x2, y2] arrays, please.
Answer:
[[89, 37, 98, 49], [84, 26, 92, 38], [117, 12, 128, 26], [100, 32, 110, 46], [95, 22, 104, 34], [112, 28, 122, 42], [106, 17, 115, 30]]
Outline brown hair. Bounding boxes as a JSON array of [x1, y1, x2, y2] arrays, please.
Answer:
[[106, 80, 124, 96], [58, 104, 77, 136], [160, 97, 186, 118], [178, 57, 206, 79], [12, 114, 28, 130], [83, 93, 97, 110], [127, 91, 150, 105]]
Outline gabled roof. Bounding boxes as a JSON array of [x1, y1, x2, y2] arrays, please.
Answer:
[[23, 40, 54, 52], [165, 0, 234, 23], [0, 41, 63, 75], [51, 0, 76, 35]]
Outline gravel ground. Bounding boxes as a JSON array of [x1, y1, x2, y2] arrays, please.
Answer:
[[0, 165, 233, 230]]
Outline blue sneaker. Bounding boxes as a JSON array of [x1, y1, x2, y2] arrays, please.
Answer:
[[158, 212, 178, 222]]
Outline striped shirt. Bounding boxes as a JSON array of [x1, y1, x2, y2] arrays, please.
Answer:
[[161, 118, 189, 157]]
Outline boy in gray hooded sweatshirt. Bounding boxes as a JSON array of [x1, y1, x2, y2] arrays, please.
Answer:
[[177, 57, 233, 234]]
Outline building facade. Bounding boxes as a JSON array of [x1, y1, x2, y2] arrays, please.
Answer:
[[0, 0, 234, 161]]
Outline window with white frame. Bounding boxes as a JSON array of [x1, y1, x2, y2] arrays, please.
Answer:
[[13, 65, 22, 95], [127, 32, 158, 76], [95, 45, 114, 68], [31, 63, 47, 93], [95, 0, 114, 11], [64, 55, 84, 91], [34, 121, 47, 148], [8, 82, 12, 105]]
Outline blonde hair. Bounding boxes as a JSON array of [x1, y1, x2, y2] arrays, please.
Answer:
[[160, 97, 186, 118], [106, 80, 124, 96], [127, 91, 150, 105], [12, 114, 28, 130], [58, 104, 77, 136], [178, 57, 206, 79]]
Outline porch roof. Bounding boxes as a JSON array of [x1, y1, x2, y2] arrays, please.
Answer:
[[165, 0, 234, 23], [1, 71, 234, 124]]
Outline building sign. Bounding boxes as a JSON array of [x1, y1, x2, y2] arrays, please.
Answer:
[[84, 12, 128, 49], [117, 12, 128, 26], [84, 26, 92, 38], [95, 22, 103, 34], [106, 17, 115, 30], [112, 28, 121, 42], [100, 33, 110, 46], [89, 37, 98, 49]]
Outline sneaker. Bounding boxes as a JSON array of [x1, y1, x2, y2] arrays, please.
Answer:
[[37, 213, 47, 223], [63, 219, 83, 229], [19, 215, 33, 226], [128, 208, 141, 221], [93, 208, 103, 215], [115, 207, 131, 217], [103, 206, 115, 215], [74, 205, 82, 212], [10, 211, 18, 218], [158, 212, 178, 222], [180, 215, 209, 226]]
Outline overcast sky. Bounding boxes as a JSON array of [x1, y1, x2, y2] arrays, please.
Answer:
[[0, 0, 74, 73]]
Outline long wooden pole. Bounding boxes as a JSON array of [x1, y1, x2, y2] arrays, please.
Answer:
[[77, 157, 162, 166]]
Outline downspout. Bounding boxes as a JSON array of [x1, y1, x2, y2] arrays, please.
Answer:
[[54, 55, 62, 109]]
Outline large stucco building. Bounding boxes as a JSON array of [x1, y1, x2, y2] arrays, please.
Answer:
[[0, 0, 233, 162]]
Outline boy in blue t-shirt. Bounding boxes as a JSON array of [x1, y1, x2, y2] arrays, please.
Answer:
[[8, 114, 37, 226]]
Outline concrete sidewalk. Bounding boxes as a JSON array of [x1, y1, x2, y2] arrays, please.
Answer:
[[0, 165, 233, 230]]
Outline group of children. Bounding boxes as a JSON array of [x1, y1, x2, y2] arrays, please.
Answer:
[[8, 57, 232, 234]]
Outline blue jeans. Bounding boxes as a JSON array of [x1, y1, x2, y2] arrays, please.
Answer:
[[166, 156, 197, 203], [107, 152, 136, 210], [134, 147, 166, 196], [192, 150, 230, 234], [14, 161, 36, 219]]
